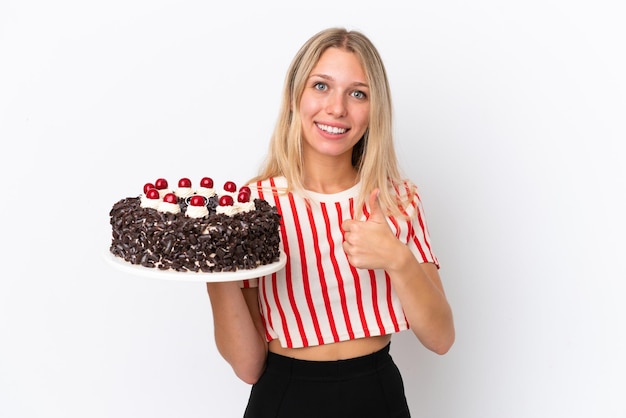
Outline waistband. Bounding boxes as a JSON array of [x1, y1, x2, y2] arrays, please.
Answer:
[[264, 343, 393, 380]]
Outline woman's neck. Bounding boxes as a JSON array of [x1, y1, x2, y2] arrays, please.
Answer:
[[302, 164, 359, 194]]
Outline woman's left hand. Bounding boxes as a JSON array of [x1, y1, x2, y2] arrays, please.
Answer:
[[341, 189, 400, 270]]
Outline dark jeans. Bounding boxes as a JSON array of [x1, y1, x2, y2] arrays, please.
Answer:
[[244, 343, 411, 418]]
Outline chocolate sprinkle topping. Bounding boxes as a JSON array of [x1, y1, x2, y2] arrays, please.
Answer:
[[109, 197, 281, 273]]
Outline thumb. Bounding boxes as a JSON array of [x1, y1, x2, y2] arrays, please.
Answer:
[[367, 189, 385, 222]]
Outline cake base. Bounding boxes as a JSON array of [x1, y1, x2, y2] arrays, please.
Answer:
[[109, 196, 281, 273], [104, 250, 287, 282]]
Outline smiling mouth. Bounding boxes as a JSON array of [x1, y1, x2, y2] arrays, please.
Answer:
[[316, 123, 348, 134]]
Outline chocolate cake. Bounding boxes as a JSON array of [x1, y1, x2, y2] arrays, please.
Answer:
[[109, 177, 281, 273]]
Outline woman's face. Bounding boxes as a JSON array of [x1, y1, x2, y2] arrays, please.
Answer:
[[299, 47, 370, 163]]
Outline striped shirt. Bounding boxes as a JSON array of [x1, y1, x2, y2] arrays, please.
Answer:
[[242, 176, 438, 349]]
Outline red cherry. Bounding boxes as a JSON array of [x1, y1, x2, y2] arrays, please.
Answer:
[[155, 178, 168, 190], [143, 182, 156, 194], [163, 193, 178, 204], [219, 195, 234, 206], [237, 191, 250, 203], [200, 177, 214, 188], [223, 181, 237, 193], [239, 186, 251, 195], [178, 177, 192, 188], [146, 189, 160, 199], [189, 195, 206, 206]]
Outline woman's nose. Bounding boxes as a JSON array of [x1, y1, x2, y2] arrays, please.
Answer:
[[325, 92, 347, 117]]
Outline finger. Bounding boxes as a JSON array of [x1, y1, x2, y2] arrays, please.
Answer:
[[342, 219, 356, 233], [367, 188, 385, 222]]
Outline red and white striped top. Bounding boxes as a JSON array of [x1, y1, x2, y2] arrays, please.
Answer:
[[242, 176, 439, 349]]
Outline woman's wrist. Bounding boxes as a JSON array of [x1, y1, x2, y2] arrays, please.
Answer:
[[385, 242, 414, 274]]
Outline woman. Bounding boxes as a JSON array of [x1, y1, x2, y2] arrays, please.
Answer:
[[207, 27, 455, 417]]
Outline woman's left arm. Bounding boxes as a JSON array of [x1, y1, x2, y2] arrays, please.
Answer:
[[385, 252, 455, 355], [342, 190, 455, 354]]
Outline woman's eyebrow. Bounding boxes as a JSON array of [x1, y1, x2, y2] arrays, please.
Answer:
[[308, 73, 369, 88]]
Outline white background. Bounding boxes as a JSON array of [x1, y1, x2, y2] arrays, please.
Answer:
[[1, 1, 625, 417]]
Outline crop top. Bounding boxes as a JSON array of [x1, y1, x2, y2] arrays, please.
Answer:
[[242, 176, 439, 349]]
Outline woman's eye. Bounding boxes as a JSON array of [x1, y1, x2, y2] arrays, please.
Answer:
[[351, 90, 367, 99], [314, 82, 327, 91]]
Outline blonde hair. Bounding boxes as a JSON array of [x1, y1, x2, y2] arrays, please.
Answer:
[[250, 27, 413, 218]]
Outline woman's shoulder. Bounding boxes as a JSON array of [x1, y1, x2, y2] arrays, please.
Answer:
[[389, 178, 420, 199], [248, 176, 289, 197], [387, 178, 425, 215]]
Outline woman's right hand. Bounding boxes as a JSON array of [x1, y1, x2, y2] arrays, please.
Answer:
[[206, 283, 268, 384]]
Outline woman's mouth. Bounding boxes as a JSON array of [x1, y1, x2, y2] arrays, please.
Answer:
[[316, 123, 348, 135]]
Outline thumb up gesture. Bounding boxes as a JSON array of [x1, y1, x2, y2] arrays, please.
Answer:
[[342, 189, 398, 270]]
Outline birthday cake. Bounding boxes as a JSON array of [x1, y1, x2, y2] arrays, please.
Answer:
[[108, 177, 281, 273]]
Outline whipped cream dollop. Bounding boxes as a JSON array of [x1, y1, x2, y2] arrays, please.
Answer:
[[195, 187, 216, 198], [220, 188, 237, 198], [140, 195, 161, 209], [157, 201, 181, 214], [175, 187, 194, 198], [216, 201, 256, 216], [156, 188, 172, 198], [185, 205, 209, 218]]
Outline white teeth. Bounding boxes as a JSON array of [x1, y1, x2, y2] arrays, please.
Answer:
[[317, 123, 347, 134]]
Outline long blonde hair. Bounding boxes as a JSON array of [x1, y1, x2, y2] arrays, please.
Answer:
[[250, 27, 413, 218]]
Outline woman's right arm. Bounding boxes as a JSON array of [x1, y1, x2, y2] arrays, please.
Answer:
[[206, 282, 268, 384]]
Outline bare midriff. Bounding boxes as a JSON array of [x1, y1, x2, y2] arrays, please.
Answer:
[[268, 334, 391, 361]]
